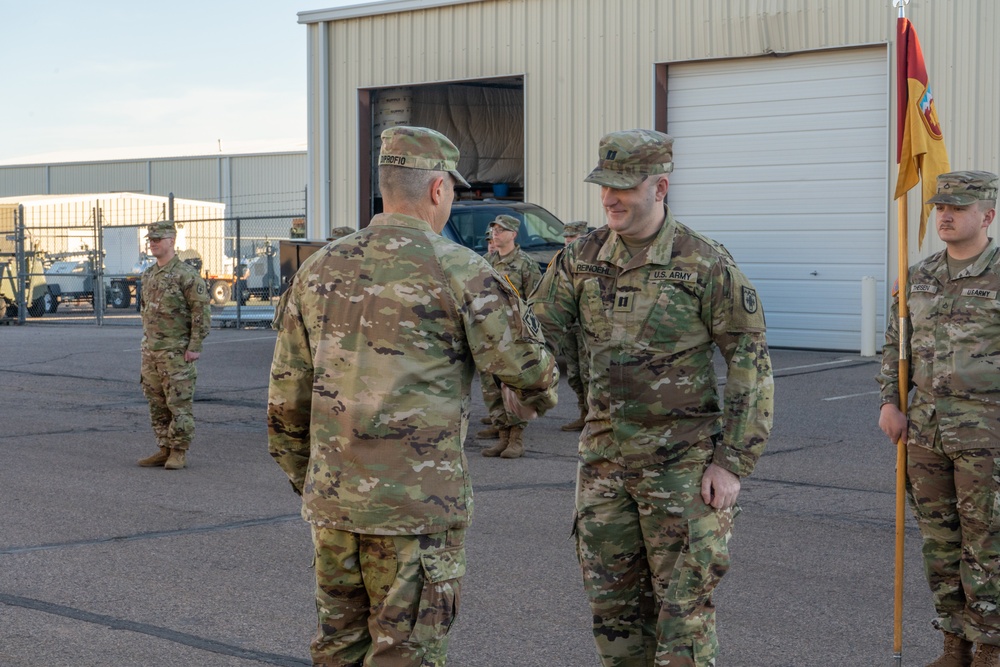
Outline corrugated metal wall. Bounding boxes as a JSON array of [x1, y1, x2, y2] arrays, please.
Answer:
[[304, 0, 999, 275], [0, 153, 307, 222]]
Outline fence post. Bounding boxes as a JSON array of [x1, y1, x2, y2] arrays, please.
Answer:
[[15, 204, 26, 324], [235, 217, 242, 329], [94, 204, 105, 326]]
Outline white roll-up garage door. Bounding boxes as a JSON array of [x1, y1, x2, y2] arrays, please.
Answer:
[[666, 47, 888, 351]]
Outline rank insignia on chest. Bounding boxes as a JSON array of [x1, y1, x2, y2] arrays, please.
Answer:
[[613, 293, 634, 313], [742, 286, 758, 314]]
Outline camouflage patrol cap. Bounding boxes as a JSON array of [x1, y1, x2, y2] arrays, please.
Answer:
[[584, 129, 674, 189], [379, 126, 471, 188], [327, 226, 355, 240], [146, 221, 177, 239], [489, 214, 520, 233], [926, 171, 999, 206], [563, 221, 589, 236]]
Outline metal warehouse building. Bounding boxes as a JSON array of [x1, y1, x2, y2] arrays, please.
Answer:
[[0, 146, 308, 225], [299, 0, 1000, 350]]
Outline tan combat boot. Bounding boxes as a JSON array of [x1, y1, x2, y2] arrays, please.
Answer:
[[500, 426, 525, 458], [482, 428, 510, 457], [927, 632, 973, 667], [476, 424, 500, 439], [560, 405, 587, 432], [137, 447, 170, 467], [973, 644, 1000, 667], [479, 416, 492, 425], [164, 449, 187, 470]]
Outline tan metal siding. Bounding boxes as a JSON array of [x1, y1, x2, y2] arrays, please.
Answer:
[[310, 0, 996, 262]]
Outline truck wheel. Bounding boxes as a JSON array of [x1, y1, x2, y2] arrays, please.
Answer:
[[110, 281, 132, 309], [210, 280, 231, 305], [28, 293, 51, 317], [46, 295, 59, 314]]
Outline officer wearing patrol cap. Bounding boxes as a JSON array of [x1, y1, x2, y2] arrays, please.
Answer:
[[476, 213, 543, 458], [878, 170, 1000, 667], [137, 220, 211, 471], [268, 125, 558, 667], [529, 129, 774, 667]]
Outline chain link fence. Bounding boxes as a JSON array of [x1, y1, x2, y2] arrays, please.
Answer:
[[1, 193, 305, 329]]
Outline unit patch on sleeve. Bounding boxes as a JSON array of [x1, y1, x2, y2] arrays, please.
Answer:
[[741, 286, 758, 314]]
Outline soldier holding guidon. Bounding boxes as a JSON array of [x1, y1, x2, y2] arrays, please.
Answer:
[[878, 171, 1000, 667]]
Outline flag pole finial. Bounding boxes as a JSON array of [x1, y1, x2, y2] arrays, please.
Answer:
[[894, 0, 909, 18]]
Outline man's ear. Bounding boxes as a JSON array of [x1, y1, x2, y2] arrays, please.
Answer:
[[654, 175, 670, 202], [429, 175, 447, 206]]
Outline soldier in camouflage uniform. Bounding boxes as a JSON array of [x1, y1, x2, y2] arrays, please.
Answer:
[[137, 220, 211, 471], [558, 220, 592, 432], [476, 214, 543, 459], [529, 130, 774, 667], [267, 126, 558, 667], [878, 171, 1000, 667]]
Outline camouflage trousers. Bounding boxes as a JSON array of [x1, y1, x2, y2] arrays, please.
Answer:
[[140, 348, 197, 451], [480, 374, 526, 429], [907, 439, 1000, 645], [310, 525, 466, 667], [575, 440, 734, 667], [561, 326, 590, 410]]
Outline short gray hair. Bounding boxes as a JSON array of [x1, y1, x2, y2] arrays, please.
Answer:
[[379, 165, 442, 201]]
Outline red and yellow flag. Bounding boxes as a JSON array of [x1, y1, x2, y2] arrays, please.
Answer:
[[894, 16, 949, 247]]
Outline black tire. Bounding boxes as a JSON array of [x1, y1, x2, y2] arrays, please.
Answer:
[[27, 293, 51, 317], [210, 280, 231, 306], [109, 280, 132, 309], [46, 295, 59, 314]]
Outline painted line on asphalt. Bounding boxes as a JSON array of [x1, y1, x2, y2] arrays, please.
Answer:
[[123, 334, 276, 353], [0, 593, 309, 667], [823, 390, 881, 402], [0, 515, 300, 556], [773, 358, 859, 373]]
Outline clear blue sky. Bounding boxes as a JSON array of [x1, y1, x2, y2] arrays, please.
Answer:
[[0, 0, 375, 162]]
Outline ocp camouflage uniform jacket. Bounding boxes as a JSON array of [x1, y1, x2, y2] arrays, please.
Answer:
[[268, 212, 558, 536], [140, 256, 211, 353], [877, 238, 1000, 452], [529, 206, 773, 476], [484, 245, 542, 300]]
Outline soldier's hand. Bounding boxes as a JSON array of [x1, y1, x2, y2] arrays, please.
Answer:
[[184, 350, 201, 362], [501, 384, 538, 421], [701, 463, 740, 510], [879, 403, 908, 444]]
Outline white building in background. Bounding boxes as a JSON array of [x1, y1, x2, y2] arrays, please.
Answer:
[[298, 0, 999, 351]]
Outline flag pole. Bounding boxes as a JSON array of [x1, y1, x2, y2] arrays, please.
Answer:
[[891, 5, 910, 666]]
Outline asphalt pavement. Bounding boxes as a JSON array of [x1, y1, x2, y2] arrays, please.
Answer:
[[0, 322, 941, 666]]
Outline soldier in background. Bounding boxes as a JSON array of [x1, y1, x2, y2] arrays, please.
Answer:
[[137, 221, 211, 471], [878, 171, 1000, 667], [530, 129, 773, 667], [558, 220, 591, 432], [476, 214, 543, 459], [267, 126, 558, 667], [327, 226, 355, 241]]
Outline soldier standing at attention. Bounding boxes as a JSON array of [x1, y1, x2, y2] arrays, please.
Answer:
[[557, 220, 591, 432], [878, 171, 1000, 667], [267, 126, 558, 667], [529, 129, 774, 667], [476, 214, 543, 459], [137, 220, 211, 471]]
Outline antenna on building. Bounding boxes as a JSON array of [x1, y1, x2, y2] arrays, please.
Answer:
[[218, 139, 223, 153]]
